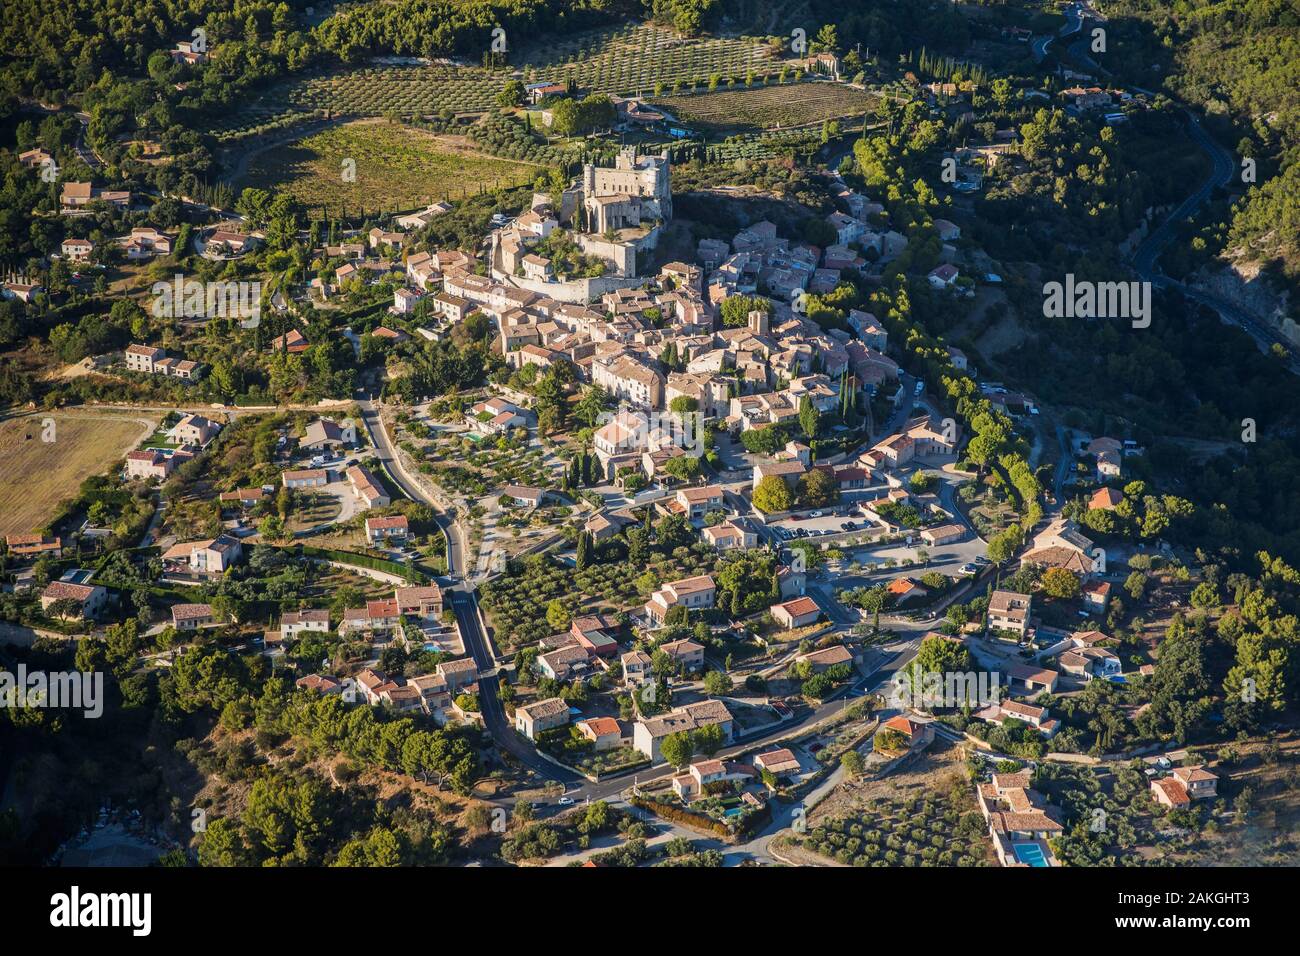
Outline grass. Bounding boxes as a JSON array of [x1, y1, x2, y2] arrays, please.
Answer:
[[0, 412, 157, 538], [242, 120, 539, 212], [652, 82, 877, 134]]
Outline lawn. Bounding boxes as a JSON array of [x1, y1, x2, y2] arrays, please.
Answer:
[[652, 82, 877, 134], [0, 411, 157, 538], [242, 120, 539, 212]]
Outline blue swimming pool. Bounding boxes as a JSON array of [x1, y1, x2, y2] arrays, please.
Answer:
[[1012, 843, 1049, 867]]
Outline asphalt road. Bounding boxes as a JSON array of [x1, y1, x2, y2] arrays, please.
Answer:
[[1038, 8, 1300, 369]]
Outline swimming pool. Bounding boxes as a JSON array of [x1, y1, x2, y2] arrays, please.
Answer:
[[1012, 843, 1049, 867]]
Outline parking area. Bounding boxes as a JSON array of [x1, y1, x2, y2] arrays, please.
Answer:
[[769, 506, 879, 542]]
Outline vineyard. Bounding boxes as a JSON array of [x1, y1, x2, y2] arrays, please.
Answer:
[[241, 120, 539, 213], [651, 81, 877, 133], [215, 22, 789, 144], [519, 22, 782, 96], [703, 128, 821, 163]]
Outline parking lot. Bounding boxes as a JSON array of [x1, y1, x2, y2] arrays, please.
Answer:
[[769, 506, 878, 542]]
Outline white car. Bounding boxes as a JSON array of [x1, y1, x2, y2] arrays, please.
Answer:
[[810, 511, 823, 518], [557, 796, 574, 806]]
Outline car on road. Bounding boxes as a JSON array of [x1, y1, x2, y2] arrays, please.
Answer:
[[810, 511, 823, 518], [958, 564, 978, 576], [557, 796, 574, 806]]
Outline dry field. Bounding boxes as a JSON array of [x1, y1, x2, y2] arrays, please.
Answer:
[[0, 411, 156, 537]]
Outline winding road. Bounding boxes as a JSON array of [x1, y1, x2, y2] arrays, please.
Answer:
[[1033, 7, 1299, 371]]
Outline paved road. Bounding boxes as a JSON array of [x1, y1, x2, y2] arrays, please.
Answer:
[[1031, 1, 1085, 62], [1036, 8, 1300, 369], [1128, 112, 1300, 370]]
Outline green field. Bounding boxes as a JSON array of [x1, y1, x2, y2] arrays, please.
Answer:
[[653, 81, 877, 134], [241, 120, 539, 211]]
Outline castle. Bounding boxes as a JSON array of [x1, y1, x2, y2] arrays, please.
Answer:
[[491, 147, 672, 300], [580, 148, 672, 234]]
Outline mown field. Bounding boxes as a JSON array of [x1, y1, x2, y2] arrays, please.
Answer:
[[652, 81, 877, 133], [241, 120, 539, 212], [0, 412, 156, 538]]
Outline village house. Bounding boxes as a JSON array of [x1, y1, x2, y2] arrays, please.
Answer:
[[296, 674, 343, 696], [501, 484, 549, 509], [771, 596, 821, 630], [162, 534, 243, 574], [280, 608, 331, 639], [40, 581, 107, 619], [347, 464, 390, 508], [515, 697, 571, 740], [645, 574, 716, 626], [887, 577, 930, 605], [1023, 517, 1100, 577], [634, 699, 734, 762], [61, 237, 94, 261], [875, 715, 936, 755], [702, 518, 758, 551], [537, 644, 591, 682], [174, 414, 220, 446], [920, 523, 967, 546], [658, 638, 705, 673], [124, 449, 174, 481], [977, 770, 1064, 866], [271, 329, 309, 353], [795, 644, 853, 673], [171, 603, 219, 631], [592, 354, 663, 408], [570, 615, 619, 657], [436, 656, 479, 693], [5, 534, 63, 559], [282, 467, 328, 489], [989, 590, 1033, 636], [19, 147, 54, 169], [753, 748, 802, 780], [621, 649, 653, 687], [301, 418, 356, 451], [1150, 766, 1218, 807], [365, 514, 410, 546], [976, 699, 1060, 737], [927, 264, 960, 289], [575, 716, 625, 752], [672, 758, 752, 802], [672, 484, 724, 521], [396, 584, 444, 623], [121, 227, 174, 259]]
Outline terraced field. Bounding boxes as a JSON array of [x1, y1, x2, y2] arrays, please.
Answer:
[[520, 21, 781, 95], [241, 120, 539, 212], [281, 64, 511, 118], [652, 81, 877, 133], [220, 22, 786, 144]]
